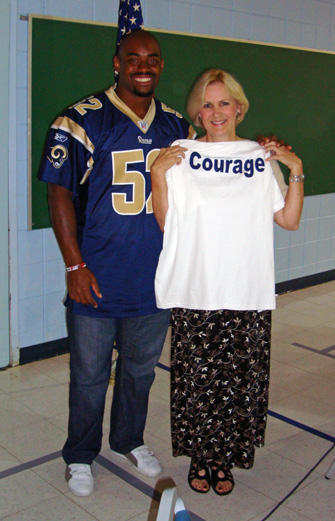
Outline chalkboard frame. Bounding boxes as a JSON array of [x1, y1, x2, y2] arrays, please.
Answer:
[[28, 14, 335, 229]]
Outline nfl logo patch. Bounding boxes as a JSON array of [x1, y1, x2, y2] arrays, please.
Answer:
[[139, 120, 148, 131]]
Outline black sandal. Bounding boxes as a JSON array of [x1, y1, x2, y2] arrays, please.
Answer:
[[210, 464, 234, 496], [188, 460, 211, 494]]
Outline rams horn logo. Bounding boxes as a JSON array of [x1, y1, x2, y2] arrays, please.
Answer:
[[47, 145, 69, 168]]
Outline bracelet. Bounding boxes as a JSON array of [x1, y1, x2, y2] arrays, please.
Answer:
[[289, 174, 305, 183], [66, 262, 87, 272]]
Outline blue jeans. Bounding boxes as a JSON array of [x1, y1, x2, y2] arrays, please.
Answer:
[[62, 308, 171, 465]]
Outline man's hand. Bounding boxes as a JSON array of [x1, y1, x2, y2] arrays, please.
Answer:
[[257, 135, 292, 151], [67, 268, 102, 308]]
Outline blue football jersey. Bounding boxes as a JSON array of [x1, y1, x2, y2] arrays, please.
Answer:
[[39, 87, 195, 317]]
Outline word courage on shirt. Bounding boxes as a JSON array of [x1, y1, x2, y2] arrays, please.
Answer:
[[189, 151, 265, 178]]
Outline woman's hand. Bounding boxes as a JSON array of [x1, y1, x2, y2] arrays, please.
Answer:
[[150, 145, 186, 232], [257, 135, 292, 151], [151, 145, 187, 177], [263, 141, 303, 176]]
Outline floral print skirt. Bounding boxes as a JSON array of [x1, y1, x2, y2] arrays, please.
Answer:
[[170, 308, 271, 469]]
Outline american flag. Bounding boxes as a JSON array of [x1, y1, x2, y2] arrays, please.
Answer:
[[116, 0, 144, 50]]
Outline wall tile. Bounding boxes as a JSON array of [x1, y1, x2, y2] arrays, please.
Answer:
[[17, 160, 28, 197], [268, 17, 286, 44], [317, 238, 332, 262], [301, 0, 317, 25], [319, 193, 334, 217], [285, 20, 302, 47], [251, 0, 269, 16], [44, 260, 66, 295], [288, 266, 303, 280], [19, 296, 44, 333], [302, 263, 317, 277], [251, 14, 269, 41], [94, 0, 122, 24], [285, 0, 302, 22], [44, 293, 66, 328], [16, 123, 28, 163], [300, 23, 316, 48], [318, 216, 333, 240], [146, 0, 170, 30], [316, 260, 331, 272], [289, 244, 304, 269], [330, 237, 335, 260], [18, 0, 44, 15], [18, 262, 44, 300], [45, 0, 66, 17], [303, 195, 320, 218], [64, 0, 94, 21], [44, 324, 66, 342], [213, 0, 233, 8], [17, 18, 28, 53], [17, 51, 27, 89], [43, 228, 62, 262], [18, 230, 43, 266], [304, 218, 319, 242], [234, 0, 252, 13], [316, 25, 331, 49], [17, 195, 28, 231], [289, 220, 305, 246], [303, 240, 318, 265], [192, 5, 212, 35], [17, 87, 27, 126], [269, 0, 286, 19], [212, 8, 233, 38], [275, 270, 289, 283], [274, 225, 290, 248], [19, 328, 44, 349], [316, 2, 331, 27], [170, 2, 192, 33], [232, 11, 252, 39], [275, 247, 290, 271]]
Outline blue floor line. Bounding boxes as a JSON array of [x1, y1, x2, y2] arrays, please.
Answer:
[[1, 360, 333, 521], [97, 455, 206, 521]]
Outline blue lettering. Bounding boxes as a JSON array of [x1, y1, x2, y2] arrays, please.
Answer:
[[190, 151, 201, 170], [255, 158, 265, 172], [203, 158, 213, 171], [232, 160, 243, 174], [214, 159, 224, 172], [244, 159, 254, 178]]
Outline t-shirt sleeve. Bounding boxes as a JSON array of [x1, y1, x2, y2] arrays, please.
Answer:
[[39, 113, 95, 195], [270, 159, 288, 199], [273, 174, 286, 213]]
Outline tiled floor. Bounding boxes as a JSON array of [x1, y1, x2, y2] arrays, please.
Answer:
[[1, 280, 335, 521]]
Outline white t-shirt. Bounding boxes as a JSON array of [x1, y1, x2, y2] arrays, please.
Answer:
[[155, 139, 285, 311]]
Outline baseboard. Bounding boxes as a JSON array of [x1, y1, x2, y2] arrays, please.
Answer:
[[275, 268, 335, 295], [18, 268, 335, 365], [19, 337, 69, 365]]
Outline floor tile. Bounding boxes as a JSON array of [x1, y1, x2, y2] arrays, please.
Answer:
[[0, 470, 59, 518]]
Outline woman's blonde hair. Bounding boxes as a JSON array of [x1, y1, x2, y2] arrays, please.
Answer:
[[187, 69, 249, 128]]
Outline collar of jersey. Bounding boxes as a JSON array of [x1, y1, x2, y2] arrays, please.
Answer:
[[106, 87, 156, 133]]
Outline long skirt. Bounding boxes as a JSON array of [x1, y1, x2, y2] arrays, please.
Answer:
[[170, 308, 271, 469]]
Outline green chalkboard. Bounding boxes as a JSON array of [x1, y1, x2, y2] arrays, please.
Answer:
[[29, 15, 335, 229]]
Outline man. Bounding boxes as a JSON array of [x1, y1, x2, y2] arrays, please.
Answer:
[[39, 30, 195, 497]]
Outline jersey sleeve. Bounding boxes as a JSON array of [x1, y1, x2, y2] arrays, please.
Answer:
[[39, 111, 95, 195]]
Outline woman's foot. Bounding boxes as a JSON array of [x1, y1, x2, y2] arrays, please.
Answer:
[[188, 460, 211, 493], [211, 463, 234, 496]]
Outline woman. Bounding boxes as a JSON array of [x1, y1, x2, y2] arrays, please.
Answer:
[[150, 69, 304, 495]]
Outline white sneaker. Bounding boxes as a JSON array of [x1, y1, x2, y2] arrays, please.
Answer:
[[65, 463, 94, 496], [111, 445, 162, 477]]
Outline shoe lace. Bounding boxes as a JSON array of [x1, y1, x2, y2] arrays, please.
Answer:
[[70, 464, 91, 476]]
